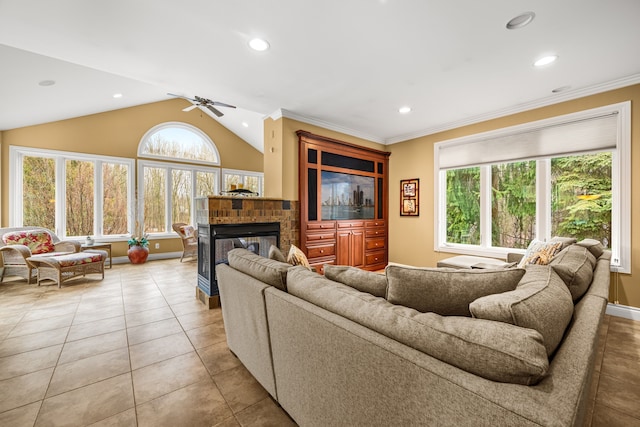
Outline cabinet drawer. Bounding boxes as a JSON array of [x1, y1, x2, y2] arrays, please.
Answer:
[[365, 251, 386, 266], [365, 220, 385, 228], [306, 232, 335, 242], [307, 244, 336, 259], [365, 237, 386, 251], [337, 220, 365, 229], [365, 228, 386, 238], [307, 221, 336, 231]]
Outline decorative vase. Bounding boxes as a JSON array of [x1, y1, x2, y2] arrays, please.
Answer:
[[128, 245, 149, 264]]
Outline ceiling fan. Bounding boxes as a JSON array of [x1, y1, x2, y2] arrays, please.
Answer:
[[167, 93, 236, 117]]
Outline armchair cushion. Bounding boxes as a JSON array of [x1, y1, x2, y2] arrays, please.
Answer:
[[2, 230, 55, 254], [179, 225, 196, 239]]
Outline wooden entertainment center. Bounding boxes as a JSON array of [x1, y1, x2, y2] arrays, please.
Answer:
[[297, 130, 390, 273]]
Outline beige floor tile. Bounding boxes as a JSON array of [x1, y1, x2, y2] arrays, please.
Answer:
[[58, 330, 128, 364], [212, 416, 241, 427], [591, 402, 640, 427], [186, 321, 227, 349], [135, 378, 233, 427], [596, 372, 640, 419], [0, 313, 25, 326], [46, 347, 131, 397], [132, 351, 208, 404], [0, 344, 62, 381], [608, 315, 640, 333], [601, 351, 640, 385], [235, 397, 296, 427], [124, 296, 169, 314], [0, 326, 68, 358], [125, 306, 174, 328], [213, 365, 269, 414], [126, 317, 183, 346], [35, 373, 134, 427], [7, 313, 74, 338], [67, 315, 126, 342], [0, 368, 54, 413], [605, 329, 640, 362], [197, 340, 242, 375], [177, 308, 224, 331], [76, 297, 123, 313], [87, 408, 137, 427], [129, 332, 194, 370], [0, 400, 42, 426], [169, 299, 208, 316], [22, 302, 78, 322], [72, 304, 125, 325]]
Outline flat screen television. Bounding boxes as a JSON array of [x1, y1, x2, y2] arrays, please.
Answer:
[[321, 171, 375, 220]]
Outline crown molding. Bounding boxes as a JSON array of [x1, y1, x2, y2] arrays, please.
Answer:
[[385, 73, 640, 145]]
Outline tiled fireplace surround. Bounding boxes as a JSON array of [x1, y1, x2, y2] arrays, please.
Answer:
[[195, 196, 300, 256]]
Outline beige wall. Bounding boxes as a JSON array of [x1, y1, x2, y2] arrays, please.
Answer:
[[387, 84, 640, 308], [0, 98, 263, 257]]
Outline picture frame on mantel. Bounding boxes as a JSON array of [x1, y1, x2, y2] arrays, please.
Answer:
[[400, 178, 419, 216]]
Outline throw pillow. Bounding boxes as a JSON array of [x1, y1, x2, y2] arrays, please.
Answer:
[[179, 225, 195, 238], [268, 245, 287, 263], [2, 229, 55, 255], [323, 264, 387, 297], [385, 264, 525, 316], [550, 244, 597, 301], [517, 239, 563, 268], [287, 244, 312, 270], [469, 265, 574, 356]]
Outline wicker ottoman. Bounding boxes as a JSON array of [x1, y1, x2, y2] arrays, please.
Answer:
[[27, 250, 107, 288]]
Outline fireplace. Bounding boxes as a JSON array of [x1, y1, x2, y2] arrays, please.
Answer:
[[197, 222, 280, 306]]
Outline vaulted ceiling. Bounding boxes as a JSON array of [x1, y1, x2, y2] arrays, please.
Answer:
[[1, 0, 639, 152]]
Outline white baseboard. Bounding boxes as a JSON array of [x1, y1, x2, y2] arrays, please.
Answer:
[[605, 303, 640, 321]]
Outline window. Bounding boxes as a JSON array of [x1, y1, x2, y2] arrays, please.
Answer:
[[435, 102, 630, 272], [139, 122, 220, 165], [222, 168, 264, 195], [10, 147, 134, 239]]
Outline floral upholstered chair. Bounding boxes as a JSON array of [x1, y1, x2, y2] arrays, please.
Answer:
[[0, 227, 81, 283], [172, 223, 198, 262]]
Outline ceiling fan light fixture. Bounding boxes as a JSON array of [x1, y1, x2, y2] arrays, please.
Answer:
[[534, 55, 558, 67], [506, 12, 535, 30], [249, 38, 270, 52]]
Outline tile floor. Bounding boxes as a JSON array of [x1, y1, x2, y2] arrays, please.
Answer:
[[0, 259, 295, 427], [0, 259, 639, 426]]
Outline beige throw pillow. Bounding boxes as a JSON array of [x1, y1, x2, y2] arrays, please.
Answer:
[[517, 239, 563, 268], [323, 264, 387, 297], [287, 244, 312, 270], [469, 265, 574, 356], [385, 265, 525, 316]]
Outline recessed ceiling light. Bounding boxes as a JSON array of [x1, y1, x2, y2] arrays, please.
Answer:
[[38, 80, 56, 87], [398, 106, 412, 114], [534, 55, 558, 67], [506, 12, 535, 30], [113, 93, 123, 98], [242, 121, 249, 128], [249, 38, 270, 51]]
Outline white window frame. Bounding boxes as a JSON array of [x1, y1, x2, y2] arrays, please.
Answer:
[[434, 102, 631, 273], [138, 122, 221, 166], [137, 159, 220, 237], [9, 146, 135, 240], [222, 168, 264, 196]]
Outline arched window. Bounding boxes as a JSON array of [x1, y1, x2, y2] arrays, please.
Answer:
[[139, 122, 220, 165]]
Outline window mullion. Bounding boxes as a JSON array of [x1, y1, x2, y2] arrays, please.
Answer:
[[480, 165, 492, 248], [536, 159, 551, 241], [56, 158, 65, 237]]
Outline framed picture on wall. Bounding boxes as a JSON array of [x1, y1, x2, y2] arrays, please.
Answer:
[[400, 178, 419, 216]]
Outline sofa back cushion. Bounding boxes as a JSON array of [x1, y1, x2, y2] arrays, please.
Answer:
[[576, 239, 605, 259], [385, 264, 525, 316], [550, 245, 596, 301], [323, 265, 387, 297], [287, 266, 548, 385], [469, 265, 574, 356], [2, 229, 55, 254], [228, 248, 291, 291]]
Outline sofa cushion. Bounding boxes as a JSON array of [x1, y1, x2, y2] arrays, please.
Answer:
[[385, 264, 525, 316], [2, 229, 55, 255], [287, 266, 549, 385], [550, 245, 596, 301], [549, 236, 578, 251], [228, 248, 291, 291], [469, 265, 573, 356], [323, 265, 387, 297], [517, 239, 563, 268], [268, 245, 288, 263], [179, 225, 196, 238], [576, 239, 605, 259]]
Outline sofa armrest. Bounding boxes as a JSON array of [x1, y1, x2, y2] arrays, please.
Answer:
[[507, 252, 523, 263], [0, 244, 32, 260]]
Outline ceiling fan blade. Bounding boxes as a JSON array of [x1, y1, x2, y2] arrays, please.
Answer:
[[182, 105, 198, 112], [211, 101, 236, 109], [167, 92, 197, 102], [204, 104, 224, 117]]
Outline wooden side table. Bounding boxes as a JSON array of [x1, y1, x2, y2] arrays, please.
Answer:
[[81, 243, 112, 268]]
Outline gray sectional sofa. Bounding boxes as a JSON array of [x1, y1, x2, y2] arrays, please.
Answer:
[[216, 239, 610, 426]]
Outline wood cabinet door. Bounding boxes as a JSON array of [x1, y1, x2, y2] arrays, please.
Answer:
[[351, 229, 365, 267], [336, 230, 351, 265]]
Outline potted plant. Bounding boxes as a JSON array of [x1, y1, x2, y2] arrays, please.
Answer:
[[127, 232, 149, 264]]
